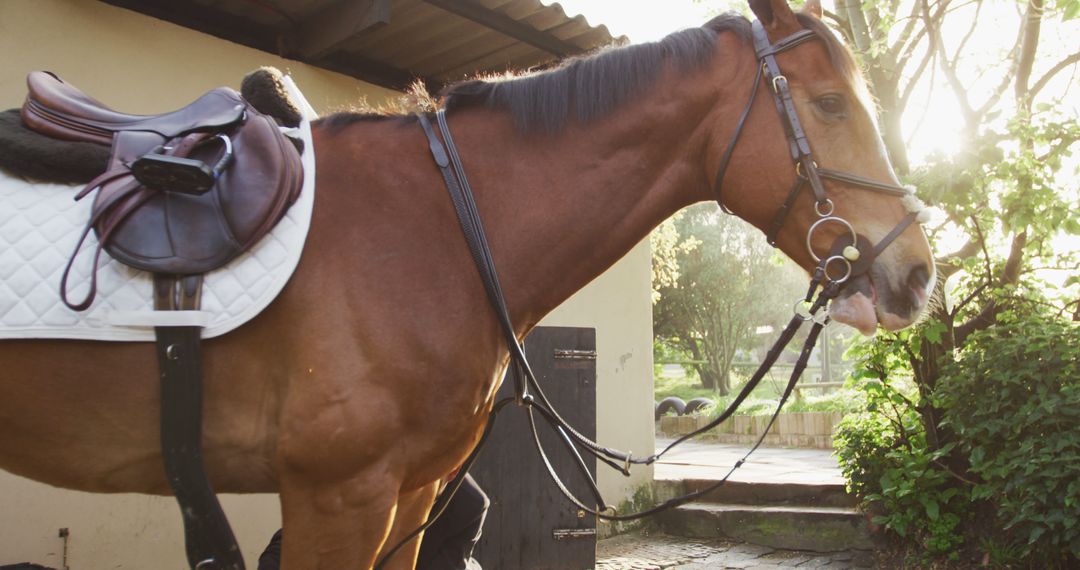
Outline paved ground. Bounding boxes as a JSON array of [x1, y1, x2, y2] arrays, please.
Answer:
[[596, 532, 874, 569], [595, 440, 865, 568], [653, 438, 844, 485]]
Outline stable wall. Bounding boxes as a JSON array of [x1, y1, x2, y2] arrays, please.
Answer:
[[0, 0, 654, 566], [539, 240, 656, 516]]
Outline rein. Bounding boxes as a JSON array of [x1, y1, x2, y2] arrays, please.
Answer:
[[376, 19, 926, 569]]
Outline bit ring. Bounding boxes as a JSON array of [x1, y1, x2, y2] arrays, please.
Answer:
[[814, 199, 835, 217], [806, 216, 856, 262], [822, 255, 853, 285]]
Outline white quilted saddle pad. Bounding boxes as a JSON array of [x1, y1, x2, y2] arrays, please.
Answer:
[[0, 77, 316, 342]]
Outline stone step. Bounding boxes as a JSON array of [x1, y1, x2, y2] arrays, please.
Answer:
[[654, 478, 858, 509], [657, 502, 876, 552]]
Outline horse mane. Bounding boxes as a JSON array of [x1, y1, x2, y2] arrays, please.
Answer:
[[439, 13, 749, 134], [318, 12, 865, 135]]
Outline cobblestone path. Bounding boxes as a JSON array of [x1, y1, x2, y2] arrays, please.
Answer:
[[596, 533, 875, 569]]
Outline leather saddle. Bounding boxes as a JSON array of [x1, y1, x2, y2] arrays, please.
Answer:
[[18, 69, 307, 570], [21, 71, 303, 310]]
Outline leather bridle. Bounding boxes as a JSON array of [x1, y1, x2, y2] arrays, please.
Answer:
[[716, 21, 919, 289], [376, 19, 928, 568]]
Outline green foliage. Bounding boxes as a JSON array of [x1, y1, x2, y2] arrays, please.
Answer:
[[866, 440, 967, 559], [837, 314, 1080, 565], [655, 372, 864, 415], [782, 390, 864, 414], [936, 317, 1080, 561], [1053, 0, 1080, 20], [654, 372, 717, 403], [834, 369, 968, 559], [650, 212, 699, 304], [979, 536, 1026, 568], [833, 410, 896, 497], [652, 204, 806, 394], [823, 2, 1079, 558]]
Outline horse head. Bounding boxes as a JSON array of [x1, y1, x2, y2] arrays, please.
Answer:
[[712, 0, 936, 335]]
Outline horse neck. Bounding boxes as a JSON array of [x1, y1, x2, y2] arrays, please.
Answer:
[[441, 56, 751, 332]]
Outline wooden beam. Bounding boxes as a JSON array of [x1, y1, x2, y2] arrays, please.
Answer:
[[99, 0, 427, 93], [291, 0, 392, 59], [319, 52, 440, 94], [420, 0, 581, 57], [101, 0, 281, 55]]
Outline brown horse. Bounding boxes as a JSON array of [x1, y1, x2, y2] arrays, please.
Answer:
[[0, 0, 934, 567]]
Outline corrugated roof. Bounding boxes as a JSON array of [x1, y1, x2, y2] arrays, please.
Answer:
[[101, 0, 626, 91]]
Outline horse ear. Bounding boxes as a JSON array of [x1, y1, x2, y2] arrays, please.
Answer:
[[749, 0, 801, 32], [804, 0, 823, 19]]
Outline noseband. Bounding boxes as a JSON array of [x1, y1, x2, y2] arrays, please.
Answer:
[[714, 21, 919, 289]]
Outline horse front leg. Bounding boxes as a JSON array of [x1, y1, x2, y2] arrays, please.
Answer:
[[277, 463, 401, 570], [376, 481, 440, 570]]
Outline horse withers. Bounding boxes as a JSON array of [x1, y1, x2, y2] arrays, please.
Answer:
[[0, 0, 934, 567]]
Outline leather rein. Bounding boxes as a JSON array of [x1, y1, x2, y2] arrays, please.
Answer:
[[376, 19, 926, 568]]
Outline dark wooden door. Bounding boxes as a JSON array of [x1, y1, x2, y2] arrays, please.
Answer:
[[470, 326, 597, 570]]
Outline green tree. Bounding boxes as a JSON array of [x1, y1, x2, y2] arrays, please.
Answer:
[[822, 0, 1079, 561], [830, 0, 1079, 445], [653, 204, 806, 394]]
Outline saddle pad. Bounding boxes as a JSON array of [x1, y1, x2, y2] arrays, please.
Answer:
[[0, 77, 317, 341]]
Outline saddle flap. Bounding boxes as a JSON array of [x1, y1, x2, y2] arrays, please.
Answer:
[[96, 110, 303, 274]]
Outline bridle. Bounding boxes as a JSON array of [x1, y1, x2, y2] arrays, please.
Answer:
[[376, 19, 928, 568], [715, 21, 920, 291]]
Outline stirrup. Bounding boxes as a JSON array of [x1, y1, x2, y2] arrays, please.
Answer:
[[132, 135, 234, 195]]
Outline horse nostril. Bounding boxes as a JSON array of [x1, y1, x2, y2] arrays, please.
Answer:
[[908, 263, 930, 295]]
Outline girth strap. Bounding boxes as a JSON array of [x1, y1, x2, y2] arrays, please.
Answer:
[[154, 274, 244, 570]]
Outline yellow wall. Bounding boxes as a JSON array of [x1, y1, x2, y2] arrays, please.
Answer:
[[0, 0, 399, 113], [0, 0, 654, 566], [539, 241, 656, 516]]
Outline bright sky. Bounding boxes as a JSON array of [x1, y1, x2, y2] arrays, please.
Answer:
[[546, 0, 718, 42]]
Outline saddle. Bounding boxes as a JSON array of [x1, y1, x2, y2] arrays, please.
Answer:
[[19, 69, 307, 570], [22, 71, 303, 309]]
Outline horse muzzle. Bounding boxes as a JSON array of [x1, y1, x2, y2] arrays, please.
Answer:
[[830, 260, 934, 335]]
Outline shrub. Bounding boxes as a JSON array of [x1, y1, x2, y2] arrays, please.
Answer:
[[834, 408, 896, 498], [834, 378, 968, 558], [937, 317, 1080, 562]]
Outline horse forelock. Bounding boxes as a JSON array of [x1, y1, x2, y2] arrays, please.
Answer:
[[793, 14, 876, 120]]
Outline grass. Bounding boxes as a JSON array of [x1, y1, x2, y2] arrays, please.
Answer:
[[654, 374, 720, 402], [654, 371, 865, 417]]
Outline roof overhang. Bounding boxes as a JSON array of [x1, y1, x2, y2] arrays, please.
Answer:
[[101, 0, 625, 92]]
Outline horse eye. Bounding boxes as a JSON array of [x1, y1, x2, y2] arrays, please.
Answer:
[[815, 95, 847, 117]]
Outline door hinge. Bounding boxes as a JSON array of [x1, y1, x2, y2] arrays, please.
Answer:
[[552, 528, 596, 540], [553, 349, 597, 361], [553, 349, 597, 369]]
